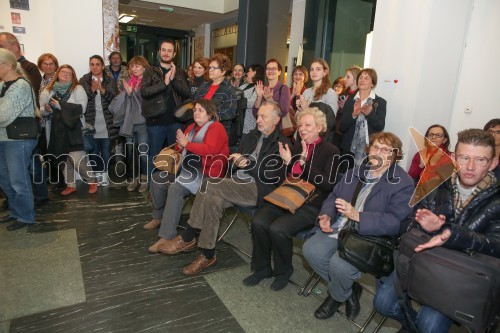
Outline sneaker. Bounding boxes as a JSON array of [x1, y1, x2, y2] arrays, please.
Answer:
[[88, 183, 98, 194], [95, 172, 103, 186], [101, 172, 110, 187], [61, 187, 77, 196]]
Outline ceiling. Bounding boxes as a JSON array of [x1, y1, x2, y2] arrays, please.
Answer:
[[119, 0, 238, 31]]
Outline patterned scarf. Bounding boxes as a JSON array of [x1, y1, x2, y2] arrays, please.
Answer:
[[52, 81, 72, 101], [350, 113, 368, 165], [128, 75, 142, 91], [452, 171, 496, 218]]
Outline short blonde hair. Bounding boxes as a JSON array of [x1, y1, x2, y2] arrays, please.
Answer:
[[296, 107, 327, 133]]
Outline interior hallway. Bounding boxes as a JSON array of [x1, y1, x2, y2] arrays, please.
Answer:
[[1, 182, 409, 333]]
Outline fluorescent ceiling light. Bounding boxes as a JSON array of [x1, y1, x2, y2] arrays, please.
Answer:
[[119, 15, 135, 23]]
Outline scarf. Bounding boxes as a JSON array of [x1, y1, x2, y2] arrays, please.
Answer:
[[52, 81, 72, 101], [128, 75, 142, 91], [291, 137, 321, 175], [452, 171, 496, 218]]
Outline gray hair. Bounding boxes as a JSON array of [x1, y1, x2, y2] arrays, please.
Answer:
[[296, 107, 327, 133], [261, 100, 282, 120]]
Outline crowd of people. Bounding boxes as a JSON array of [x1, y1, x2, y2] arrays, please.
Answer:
[[1, 30, 500, 333]]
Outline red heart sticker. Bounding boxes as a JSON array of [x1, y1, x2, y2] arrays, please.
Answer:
[[394, 79, 398, 83]]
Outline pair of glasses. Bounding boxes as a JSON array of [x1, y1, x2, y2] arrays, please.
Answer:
[[427, 133, 444, 139], [369, 144, 394, 154], [208, 66, 222, 71], [488, 129, 500, 136], [59, 71, 72, 76], [266, 67, 278, 72], [455, 155, 490, 167]]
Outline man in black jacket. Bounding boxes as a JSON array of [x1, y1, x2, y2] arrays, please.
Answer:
[[141, 39, 189, 180], [374, 128, 500, 333], [157, 101, 289, 275]]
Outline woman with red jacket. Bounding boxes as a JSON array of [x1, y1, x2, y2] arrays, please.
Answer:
[[145, 99, 229, 253]]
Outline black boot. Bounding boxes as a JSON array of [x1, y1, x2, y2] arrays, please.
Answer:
[[346, 282, 363, 320], [314, 295, 341, 319]]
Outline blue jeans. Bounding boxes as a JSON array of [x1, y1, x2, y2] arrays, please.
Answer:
[[147, 123, 183, 175], [0, 139, 37, 223], [90, 138, 111, 172], [373, 272, 453, 333], [126, 124, 149, 178]]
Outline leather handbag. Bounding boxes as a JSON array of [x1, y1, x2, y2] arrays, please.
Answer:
[[174, 100, 195, 122], [338, 220, 396, 277], [6, 83, 40, 140], [264, 176, 315, 214], [153, 144, 182, 174], [396, 228, 500, 333], [337, 181, 396, 277], [281, 108, 296, 137]]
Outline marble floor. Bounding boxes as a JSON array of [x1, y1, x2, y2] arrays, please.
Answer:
[[0, 183, 409, 333]]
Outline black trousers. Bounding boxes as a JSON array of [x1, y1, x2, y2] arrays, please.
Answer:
[[250, 203, 319, 275]]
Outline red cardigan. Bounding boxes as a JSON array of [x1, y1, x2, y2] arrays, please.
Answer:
[[182, 121, 229, 178]]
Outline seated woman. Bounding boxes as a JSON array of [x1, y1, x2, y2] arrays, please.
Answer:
[[195, 53, 237, 138], [408, 124, 453, 204], [243, 108, 339, 291], [302, 132, 414, 321], [145, 99, 229, 253], [41, 65, 98, 195], [339, 68, 386, 166]]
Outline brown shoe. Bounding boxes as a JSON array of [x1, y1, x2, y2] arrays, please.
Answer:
[[143, 218, 161, 230], [148, 238, 170, 254], [182, 255, 217, 275], [158, 235, 196, 255]]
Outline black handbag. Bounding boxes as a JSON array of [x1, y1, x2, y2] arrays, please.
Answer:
[[6, 117, 39, 139], [337, 181, 397, 277], [396, 228, 500, 333], [5, 81, 40, 140]]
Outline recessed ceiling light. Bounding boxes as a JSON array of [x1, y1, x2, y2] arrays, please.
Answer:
[[119, 14, 135, 23]]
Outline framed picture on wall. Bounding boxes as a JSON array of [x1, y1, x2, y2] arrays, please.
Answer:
[[11, 13, 21, 25], [13, 26, 26, 34], [10, 0, 30, 11]]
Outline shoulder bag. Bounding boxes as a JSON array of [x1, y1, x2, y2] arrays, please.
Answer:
[[337, 181, 397, 277], [278, 85, 296, 137], [264, 176, 315, 214], [6, 80, 40, 140], [396, 228, 500, 333]]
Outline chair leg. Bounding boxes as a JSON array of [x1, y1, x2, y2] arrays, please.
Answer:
[[303, 275, 322, 297], [217, 209, 239, 242], [297, 271, 317, 295]]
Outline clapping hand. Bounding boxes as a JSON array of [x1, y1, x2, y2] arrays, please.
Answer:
[[176, 129, 188, 148], [360, 100, 373, 116], [229, 153, 250, 168], [335, 198, 360, 222], [415, 209, 446, 233], [123, 79, 133, 95], [255, 80, 264, 98], [353, 99, 362, 117], [415, 229, 451, 252], [278, 142, 292, 165], [297, 94, 309, 111], [263, 86, 274, 101]]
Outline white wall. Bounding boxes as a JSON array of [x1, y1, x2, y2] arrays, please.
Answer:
[[369, 0, 485, 168], [448, 0, 500, 145], [0, 0, 103, 79]]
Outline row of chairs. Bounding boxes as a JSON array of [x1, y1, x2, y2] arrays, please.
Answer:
[[216, 204, 388, 333]]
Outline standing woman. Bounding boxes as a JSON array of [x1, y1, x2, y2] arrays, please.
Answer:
[[109, 56, 150, 192], [230, 63, 246, 88], [194, 53, 237, 137], [0, 48, 38, 230], [79, 55, 119, 186], [290, 65, 308, 112], [189, 57, 209, 99], [297, 59, 338, 142], [241, 64, 264, 134], [340, 68, 386, 166], [334, 65, 362, 147], [253, 59, 290, 118], [41, 65, 98, 196]]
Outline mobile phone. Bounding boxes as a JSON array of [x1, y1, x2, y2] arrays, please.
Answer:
[[51, 95, 60, 102], [338, 95, 347, 102]]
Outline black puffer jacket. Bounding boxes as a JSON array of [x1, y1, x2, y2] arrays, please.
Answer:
[[79, 72, 118, 139], [406, 177, 500, 257]]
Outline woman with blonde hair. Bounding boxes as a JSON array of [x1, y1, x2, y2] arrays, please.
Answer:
[[0, 48, 38, 230], [244, 107, 340, 291]]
